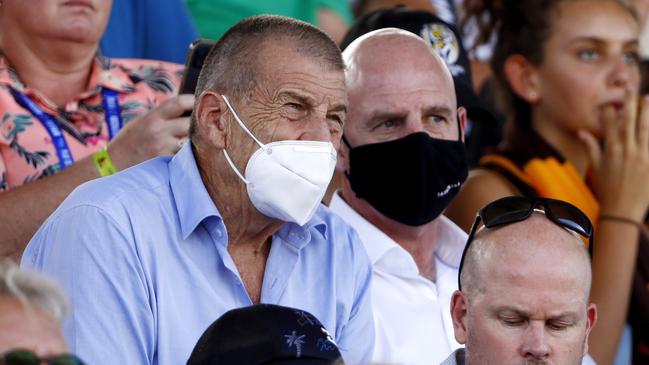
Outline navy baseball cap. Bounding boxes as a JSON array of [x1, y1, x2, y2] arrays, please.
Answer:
[[187, 304, 343, 365]]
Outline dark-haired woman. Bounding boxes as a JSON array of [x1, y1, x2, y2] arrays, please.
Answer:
[[446, 1, 649, 363]]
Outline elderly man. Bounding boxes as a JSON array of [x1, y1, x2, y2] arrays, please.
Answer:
[[444, 196, 597, 365], [0, 261, 84, 364], [329, 28, 468, 365], [22, 15, 373, 365]]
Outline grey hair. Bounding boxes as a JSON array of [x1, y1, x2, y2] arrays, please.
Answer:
[[189, 14, 344, 139], [0, 260, 68, 323]]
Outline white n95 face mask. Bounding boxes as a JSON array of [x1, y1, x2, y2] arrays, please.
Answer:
[[221, 95, 337, 226]]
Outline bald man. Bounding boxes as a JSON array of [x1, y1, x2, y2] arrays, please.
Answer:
[[328, 28, 469, 364], [446, 213, 597, 365]]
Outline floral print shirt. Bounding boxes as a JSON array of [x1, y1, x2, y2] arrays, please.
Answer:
[[0, 53, 182, 191]]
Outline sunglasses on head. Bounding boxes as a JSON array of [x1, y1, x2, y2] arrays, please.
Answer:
[[0, 350, 85, 365], [457, 196, 594, 290]]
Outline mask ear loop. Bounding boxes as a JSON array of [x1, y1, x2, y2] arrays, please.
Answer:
[[220, 95, 268, 185]]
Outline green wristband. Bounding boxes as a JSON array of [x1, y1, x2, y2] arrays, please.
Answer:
[[92, 149, 118, 177]]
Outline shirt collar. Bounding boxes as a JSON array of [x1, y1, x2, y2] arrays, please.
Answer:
[[434, 215, 468, 269], [329, 192, 404, 265], [169, 142, 329, 245], [0, 53, 135, 96], [169, 142, 223, 240], [274, 209, 329, 250], [329, 191, 467, 273]]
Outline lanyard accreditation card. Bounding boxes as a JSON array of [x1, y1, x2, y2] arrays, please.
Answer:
[[10, 88, 123, 169]]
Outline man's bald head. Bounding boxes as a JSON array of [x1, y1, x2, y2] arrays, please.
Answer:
[[336, 27, 468, 232], [343, 28, 456, 108], [451, 213, 596, 364], [461, 213, 592, 302], [339, 28, 462, 149]]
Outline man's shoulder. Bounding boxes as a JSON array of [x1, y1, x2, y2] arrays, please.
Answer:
[[23, 156, 176, 267], [60, 156, 173, 214]]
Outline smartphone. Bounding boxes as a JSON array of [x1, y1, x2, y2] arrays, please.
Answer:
[[179, 39, 216, 95]]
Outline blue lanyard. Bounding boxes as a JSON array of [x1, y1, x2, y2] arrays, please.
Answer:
[[10, 88, 123, 169], [101, 89, 122, 140]]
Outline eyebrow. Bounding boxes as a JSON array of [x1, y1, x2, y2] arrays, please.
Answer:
[[423, 105, 454, 118], [278, 90, 317, 106], [366, 104, 454, 124], [329, 103, 347, 115], [279, 90, 347, 114], [568, 36, 639, 48], [495, 306, 580, 321]]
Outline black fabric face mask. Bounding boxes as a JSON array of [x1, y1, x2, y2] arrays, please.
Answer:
[[344, 131, 468, 226]]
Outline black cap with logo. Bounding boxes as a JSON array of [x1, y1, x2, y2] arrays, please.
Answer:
[[187, 304, 343, 365]]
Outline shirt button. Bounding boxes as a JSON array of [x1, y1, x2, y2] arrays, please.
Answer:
[[215, 229, 222, 237]]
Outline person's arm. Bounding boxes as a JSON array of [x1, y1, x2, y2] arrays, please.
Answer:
[[0, 95, 193, 260], [335, 228, 375, 365], [22, 204, 154, 364], [579, 98, 649, 365]]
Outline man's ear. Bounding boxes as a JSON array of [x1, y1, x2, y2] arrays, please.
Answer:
[[450, 290, 469, 345], [457, 107, 467, 143], [195, 91, 229, 149], [582, 303, 598, 356], [503, 54, 541, 104]]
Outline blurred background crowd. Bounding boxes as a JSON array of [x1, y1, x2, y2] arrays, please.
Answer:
[[2, 0, 649, 365]]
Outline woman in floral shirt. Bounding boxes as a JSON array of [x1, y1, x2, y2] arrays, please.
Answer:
[[0, 0, 194, 259]]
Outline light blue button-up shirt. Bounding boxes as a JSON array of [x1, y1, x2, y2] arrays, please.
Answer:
[[22, 142, 374, 365]]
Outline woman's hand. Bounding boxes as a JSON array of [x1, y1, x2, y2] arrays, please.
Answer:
[[107, 94, 194, 170], [579, 95, 649, 222]]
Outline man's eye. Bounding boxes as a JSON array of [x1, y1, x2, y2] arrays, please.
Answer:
[[427, 115, 446, 123], [285, 103, 303, 110], [577, 49, 599, 62], [381, 120, 397, 128], [328, 116, 343, 132], [547, 321, 571, 331], [501, 318, 524, 327]]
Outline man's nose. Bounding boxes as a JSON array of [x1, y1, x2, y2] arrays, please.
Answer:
[[300, 114, 332, 142], [520, 323, 551, 360], [403, 113, 427, 135]]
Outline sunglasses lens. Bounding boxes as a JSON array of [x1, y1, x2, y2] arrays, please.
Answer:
[[3, 350, 39, 365], [482, 198, 534, 227], [548, 200, 592, 237]]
